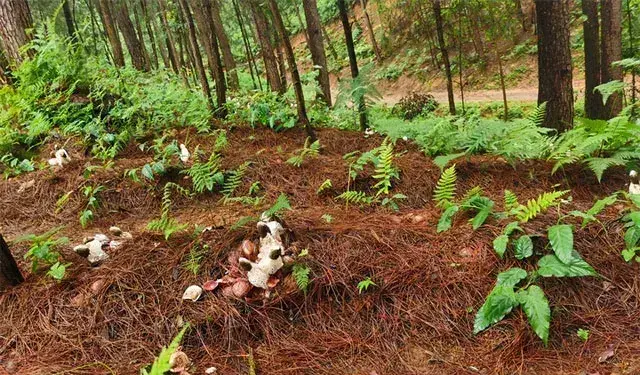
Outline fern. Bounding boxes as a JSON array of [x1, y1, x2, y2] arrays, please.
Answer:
[[504, 190, 521, 213], [514, 190, 569, 223], [372, 139, 399, 196], [286, 137, 320, 167], [292, 264, 311, 294], [222, 161, 250, 198], [184, 152, 224, 193], [526, 102, 547, 127], [336, 190, 373, 205], [263, 193, 292, 218], [317, 179, 333, 194], [433, 165, 457, 208], [148, 182, 191, 239], [141, 324, 190, 375]]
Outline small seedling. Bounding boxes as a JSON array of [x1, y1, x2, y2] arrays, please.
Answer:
[[357, 277, 376, 294], [577, 328, 590, 342]]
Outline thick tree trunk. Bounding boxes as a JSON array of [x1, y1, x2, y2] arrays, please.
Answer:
[[583, 0, 604, 119], [267, 0, 315, 140], [303, 0, 331, 105], [535, 0, 574, 131], [600, 0, 623, 118], [97, 0, 125, 67], [338, 0, 367, 131], [114, 0, 149, 71], [0, 234, 23, 291], [359, 0, 382, 62], [433, 0, 456, 115], [190, 0, 227, 117], [177, 0, 214, 111], [249, 0, 283, 93], [0, 0, 34, 65], [210, 0, 239, 90]]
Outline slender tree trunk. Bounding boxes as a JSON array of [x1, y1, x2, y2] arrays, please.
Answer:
[[177, 0, 214, 111], [190, 0, 227, 117], [210, 0, 239, 90], [114, 0, 148, 71], [62, 0, 78, 42], [0, 0, 34, 65], [458, 12, 465, 114], [338, 0, 367, 131], [600, 0, 623, 118], [433, 0, 456, 115], [140, 0, 159, 69], [359, 0, 382, 62], [158, 0, 188, 85], [0, 46, 10, 85], [273, 28, 288, 91], [84, 0, 100, 54], [497, 51, 508, 120], [628, 0, 636, 114], [267, 0, 315, 140], [583, 0, 604, 119], [535, 0, 574, 131], [0, 234, 23, 290], [249, 0, 282, 93], [132, 1, 152, 70], [97, 0, 125, 67], [294, 2, 310, 47], [233, 0, 259, 90], [320, 22, 339, 61], [303, 0, 331, 105]]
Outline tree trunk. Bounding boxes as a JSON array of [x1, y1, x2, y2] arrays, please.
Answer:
[[433, 0, 456, 115], [190, 0, 227, 117], [338, 0, 367, 131], [303, 0, 331, 105], [294, 2, 310, 47], [359, 0, 382, 62], [0, 234, 23, 291], [320, 22, 339, 61], [177, 0, 214, 111], [97, 0, 125, 67], [0, 47, 10, 85], [497, 51, 508, 120], [113, 0, 148, 71], [273, 27, 288, 92], [132, 1, 152, 70], [535, 0, 574, 131], [233, 0, 260, 90], [249, 0, 283, 93], [210, 0, 239, 90], [157, 0, 183, 76], [583, 0, 604, 119], [600, 0, 623, 118], [0, 0, 34, 65], [627, 0, 636, 115], [62, 0, 78, 42], [267, 0, 315, 140], [140, 0, 159, 69]]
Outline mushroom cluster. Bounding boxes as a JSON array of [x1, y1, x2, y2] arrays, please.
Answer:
[[47, 148, 71, 168], [73, 226, 132, 266]]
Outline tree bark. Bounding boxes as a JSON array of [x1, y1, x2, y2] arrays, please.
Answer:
[[113, 0, 148, 70], [190, 0, 227, 117], [303, 0, 331, 105], [433, 0, 456, 115], [62, 0, 78, 42], [97, 0, 125, 67], [535, 0, 574, 131], [582, 0, 604, 119], [140, 0, 159, 69], [0, 0, 34, 65], [177, 0, 213, 111], [267, 0, 315, 140], [359, 0, 382, 62], [338, 0, 367, 131], [132, 1, 152, 70], [249, 0, 283, 93], [273, 26, 288, 91], [0, 234, 23, 291], [210, 0, 239, 90], [233, 0, 260, 90], [600, 0, 623, 118]]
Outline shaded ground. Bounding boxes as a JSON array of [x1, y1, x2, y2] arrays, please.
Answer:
[[1, 128, 639, 375]]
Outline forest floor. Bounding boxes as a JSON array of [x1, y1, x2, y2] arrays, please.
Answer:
[[1, 127, 639, 374]]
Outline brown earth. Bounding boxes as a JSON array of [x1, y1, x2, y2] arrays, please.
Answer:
[[1, 127, 639, 374]]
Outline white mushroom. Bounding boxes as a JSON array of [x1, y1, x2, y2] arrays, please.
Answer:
[[239, 247, 283, 289], [109, 226, 122, 236], [47, 148, 71, 168], [87, 239, 109, 266], [630, 170, 640, 195], [179, 144, 190, 163], [181, 285, 203, 301]]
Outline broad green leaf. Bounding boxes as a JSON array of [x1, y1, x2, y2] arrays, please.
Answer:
[[624, 225, 640, 249], [594, 80, 626, 105], [623, 211, 640, 226], [622, 248, 637, 262], [47, 262, 67, 280], [473, 285, 519, 334], [437, 205, 459, 233], [433, 152, 466, 172], [496, 268, 528, 288], [503, 221, 522, 236], [471, 205, 493, 230], [548, 224, 573, 264], [142, 164, 154, 180], [537, 254, 597, 277], [628, 194, 640, 210], [569, 211, 597, 228], [516, 285, 550, 345], [493, 234, 509, 258], [514, 235, 533, 260]]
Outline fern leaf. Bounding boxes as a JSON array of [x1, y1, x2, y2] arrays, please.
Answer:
[[336, 190, 372, 205], [527, 102, 547, 127], [504, 190, 520, 213], [222, 162, 250, 198], [433, 165, 457, 208], [515, 190, 569, 223], [317, 179, 332, 195]]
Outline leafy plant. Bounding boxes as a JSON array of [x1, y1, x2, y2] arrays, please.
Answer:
[[292, 263, 311, 294], [184, 152, 224, 193], [79, 184, 105, 228], [147, 182, 191, 240], [357, 277, 376, 294], [222, 161, 250, 199], [321, 214, 334, 223], [286, 137, 321, 167], [317, 179, 332, 194], [140, 323, 191, 375], [15, 226, 69, 280], [511, 190, 569, 223], [577, 328, 590, 342], [433, 165, 457, 209]]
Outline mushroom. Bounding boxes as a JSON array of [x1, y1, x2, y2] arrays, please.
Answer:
[[47, 148, 71, 168], [239, 247, 283, 289], [181, 285, 203, 301], [630, 170, 640, 195], [179, 144, 190, 163]]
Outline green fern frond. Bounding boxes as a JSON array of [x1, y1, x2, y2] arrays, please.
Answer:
[[336, 190, 373, 205], [504, 190, 520, 212], [433, 165, 457, 208], [222, 161, 250, 198], [460, 186, 483, 206], [185, 152, 224, 193], [372, 140, 398, 196], [142, 323, 190, 375], [585, 157, 626, 182], [292, 264, 311, 294], [527, 102, 547, 127], [317, 179, 332, 194], [515, 190, 569, 222], [263, 193, 292, 219], [287, 137, 321, 167]]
